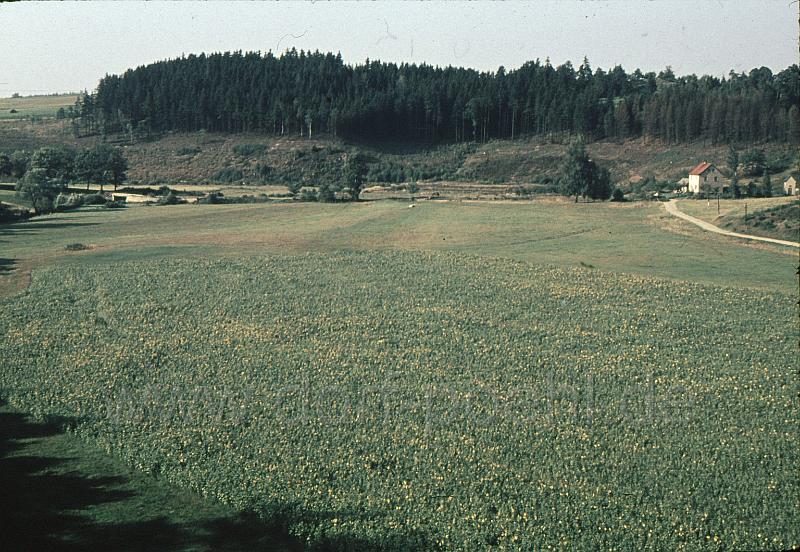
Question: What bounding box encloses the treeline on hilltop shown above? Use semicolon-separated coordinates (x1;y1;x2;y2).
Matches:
73;50;800;145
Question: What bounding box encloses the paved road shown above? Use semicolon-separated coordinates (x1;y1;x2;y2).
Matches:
664;200;800;249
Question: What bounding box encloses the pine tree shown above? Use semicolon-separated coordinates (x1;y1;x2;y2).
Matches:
76;51;797;146
342;153;368;201
559;140;591;201
761;169;772;197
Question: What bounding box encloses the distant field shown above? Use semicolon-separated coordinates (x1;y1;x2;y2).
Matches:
0;94;80;120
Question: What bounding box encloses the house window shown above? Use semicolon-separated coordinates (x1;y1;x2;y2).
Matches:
714;176;718;182
704;176;708;182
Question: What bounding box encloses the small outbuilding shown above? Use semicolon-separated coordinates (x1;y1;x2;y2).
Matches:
783;173;799;196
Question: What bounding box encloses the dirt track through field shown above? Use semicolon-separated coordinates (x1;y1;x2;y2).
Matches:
664;200;800;249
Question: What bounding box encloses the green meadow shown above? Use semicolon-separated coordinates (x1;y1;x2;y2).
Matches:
1;199;797;550
1;199;796;291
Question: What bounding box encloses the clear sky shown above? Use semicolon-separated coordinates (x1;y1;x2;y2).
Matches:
1;1;796;96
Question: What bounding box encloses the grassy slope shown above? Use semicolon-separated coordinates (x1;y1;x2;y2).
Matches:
676;197;800;242
0;401;298;551
0;199;796;295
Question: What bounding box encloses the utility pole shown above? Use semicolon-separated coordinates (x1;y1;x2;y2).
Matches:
744;203;748;228
717;191;720;214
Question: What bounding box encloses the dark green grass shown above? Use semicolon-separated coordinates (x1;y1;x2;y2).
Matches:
1;199;797;549
1;252;797;550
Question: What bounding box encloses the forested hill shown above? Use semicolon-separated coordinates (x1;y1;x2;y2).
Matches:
77;50;799;145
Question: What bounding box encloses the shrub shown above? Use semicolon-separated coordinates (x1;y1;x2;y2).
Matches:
765;150;793;174
197;192;223;205
611;188;626;202
317;181;339;202
213;167;244;183
507;185;530;197
176;146;201;156
234;194;270;204
157;192;184;205
299;188;318;202
232;143;267;157
254;163;273;182
286;180;302;196
740;149;766;177
82;193;107;205
64;243;89;251
54;193;85;211
0;203;29;224
103;201;126;209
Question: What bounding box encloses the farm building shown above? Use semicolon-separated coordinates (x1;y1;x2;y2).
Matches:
783;173;799;195
676;177;690;193
687;162;725;194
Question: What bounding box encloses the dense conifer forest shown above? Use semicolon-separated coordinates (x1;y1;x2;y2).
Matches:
74;50;799;145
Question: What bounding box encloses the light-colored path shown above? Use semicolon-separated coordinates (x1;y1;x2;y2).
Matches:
664;199;800;248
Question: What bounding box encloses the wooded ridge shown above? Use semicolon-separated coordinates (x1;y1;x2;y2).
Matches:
72;50;799;145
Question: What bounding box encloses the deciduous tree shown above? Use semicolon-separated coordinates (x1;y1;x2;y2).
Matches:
15;168;63;214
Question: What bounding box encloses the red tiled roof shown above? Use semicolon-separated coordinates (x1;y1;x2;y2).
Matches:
689;162;713;176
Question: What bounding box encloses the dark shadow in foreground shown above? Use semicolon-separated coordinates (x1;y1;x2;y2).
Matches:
0;398;430;551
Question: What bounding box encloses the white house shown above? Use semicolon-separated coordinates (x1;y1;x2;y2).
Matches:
784;173;799;196
687;162;724;194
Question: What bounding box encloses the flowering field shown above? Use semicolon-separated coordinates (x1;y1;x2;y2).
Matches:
1;250;797;550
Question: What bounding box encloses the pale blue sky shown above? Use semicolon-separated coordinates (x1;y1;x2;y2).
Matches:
0;1;796;96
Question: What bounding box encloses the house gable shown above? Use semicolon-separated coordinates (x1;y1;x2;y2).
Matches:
689;162;714;176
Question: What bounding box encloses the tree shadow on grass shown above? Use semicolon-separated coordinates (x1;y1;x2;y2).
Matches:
0;257;16;274
0;219;100;238
0;399;431;551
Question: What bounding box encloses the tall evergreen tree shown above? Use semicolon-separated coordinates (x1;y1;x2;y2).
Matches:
761;169;772;197
73;51;797;146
